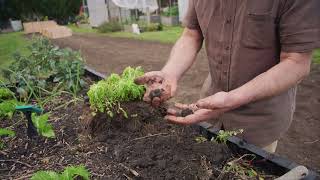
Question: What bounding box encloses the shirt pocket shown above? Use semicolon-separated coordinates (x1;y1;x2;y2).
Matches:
241;0;278;49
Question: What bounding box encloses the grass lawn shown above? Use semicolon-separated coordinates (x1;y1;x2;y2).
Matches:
0;32;30;68
68;24;183;43
0;32;30;81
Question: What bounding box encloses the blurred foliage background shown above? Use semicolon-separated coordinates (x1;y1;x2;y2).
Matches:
0;0;81;24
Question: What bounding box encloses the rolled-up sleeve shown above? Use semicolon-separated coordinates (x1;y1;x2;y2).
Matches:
182;0;201;31
280;0;320;52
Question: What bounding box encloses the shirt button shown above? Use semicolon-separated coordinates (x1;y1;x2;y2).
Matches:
226;19;231;24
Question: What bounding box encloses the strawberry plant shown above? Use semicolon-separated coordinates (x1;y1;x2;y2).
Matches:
0;128;15;149
87;66;145;117
31;113;55;138
2;37;85;102
31;165;90;180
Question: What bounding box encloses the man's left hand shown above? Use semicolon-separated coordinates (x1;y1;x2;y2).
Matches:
165;92;235;125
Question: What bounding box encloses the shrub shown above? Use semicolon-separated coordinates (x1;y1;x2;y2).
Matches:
162;6;179;17
138;22;163;32
0;0;81;24
97;21;123;33
75;13;89;24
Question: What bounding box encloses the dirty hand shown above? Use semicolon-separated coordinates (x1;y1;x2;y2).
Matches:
165;92;234;125
134;71;177;107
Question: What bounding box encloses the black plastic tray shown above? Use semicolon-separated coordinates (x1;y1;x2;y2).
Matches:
84;66;319;180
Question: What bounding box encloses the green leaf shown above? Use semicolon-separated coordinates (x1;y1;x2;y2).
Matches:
0;88;14;100
247;168;258;177
31;171;61;180
31;113;55;138
0;99;21;119
31;165;90;180
0;128;15;137
61;165;90;180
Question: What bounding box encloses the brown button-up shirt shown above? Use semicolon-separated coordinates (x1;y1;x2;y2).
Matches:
183;0;320;146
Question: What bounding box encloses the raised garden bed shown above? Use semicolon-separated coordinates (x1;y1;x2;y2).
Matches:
0;37;319;179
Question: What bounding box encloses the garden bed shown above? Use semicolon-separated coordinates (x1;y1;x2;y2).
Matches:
1;68;317;179
0;78;275;179
0;36;319;179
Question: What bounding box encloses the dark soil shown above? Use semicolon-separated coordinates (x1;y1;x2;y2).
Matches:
0;91;279;179
52;34;320;174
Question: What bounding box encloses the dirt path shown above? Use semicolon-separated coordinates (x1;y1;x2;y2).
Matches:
53;34;320;173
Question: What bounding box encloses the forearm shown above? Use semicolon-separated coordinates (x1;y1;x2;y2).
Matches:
228;52;312;109
162;28;203;82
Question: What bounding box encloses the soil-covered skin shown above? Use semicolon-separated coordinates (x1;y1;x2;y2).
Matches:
52;34;320;173
1;90;279;179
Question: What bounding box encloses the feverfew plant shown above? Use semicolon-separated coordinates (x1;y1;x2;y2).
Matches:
87;67;145;117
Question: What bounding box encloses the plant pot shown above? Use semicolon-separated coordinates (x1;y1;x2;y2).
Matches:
10;20;23;31
161;16;179;26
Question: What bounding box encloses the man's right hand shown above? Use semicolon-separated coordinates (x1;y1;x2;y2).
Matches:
134;71;177;107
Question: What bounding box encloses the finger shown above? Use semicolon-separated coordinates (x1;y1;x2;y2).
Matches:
143;92;151;102
196;100;213;109
151;97;161;107
175;103;199;111
167;108;178;115
165;109;217;125
134;76;148;85
165;114;203;125
174;103;190;109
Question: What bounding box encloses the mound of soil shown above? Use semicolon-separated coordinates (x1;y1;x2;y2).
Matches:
0;93;279;179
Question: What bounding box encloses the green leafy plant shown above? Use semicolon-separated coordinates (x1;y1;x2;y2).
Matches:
0;88;14;100
32;113;55;138
1;0;81;24
31;165;90;180
162;6;179;17
223;154;263;179
98;20;123;33
2;37;85;103
88;66;145;117
138;22;163;32
0;128;15;149
75;13;89;24
214;129;244;144
0;99;21;119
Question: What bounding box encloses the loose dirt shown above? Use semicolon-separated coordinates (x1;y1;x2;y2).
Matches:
52;34;320;173
0;87;279;179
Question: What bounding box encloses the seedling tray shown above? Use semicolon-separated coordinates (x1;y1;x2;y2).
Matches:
84;66;319;180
